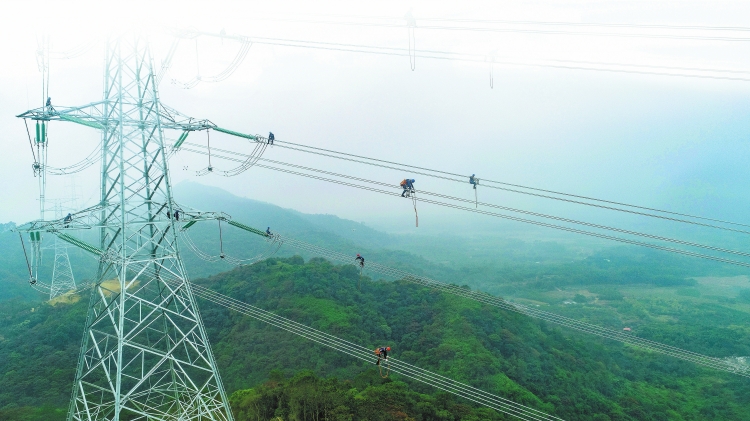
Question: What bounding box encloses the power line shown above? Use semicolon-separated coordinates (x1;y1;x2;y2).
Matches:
179;30;750;82
248;16;750;42
184;148;750;267
48;39;97;60
178;143;750;267
66;229;750;378
292;139;745;228
419;17;750;33
170;37;253;89
182;280;566;421
243;140;750;234
251;37;750;81
183;138;750;230
273;233;750;378
179;226;283;265
90;259;563;420
272;13;750;33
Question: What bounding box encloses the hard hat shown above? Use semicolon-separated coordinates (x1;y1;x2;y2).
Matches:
472;174;475;176
357;254;360;256
386;347;391;351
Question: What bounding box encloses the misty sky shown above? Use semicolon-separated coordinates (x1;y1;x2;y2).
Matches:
1;1;750;234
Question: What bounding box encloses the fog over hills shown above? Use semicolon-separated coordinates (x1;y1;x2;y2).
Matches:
3;181;743;306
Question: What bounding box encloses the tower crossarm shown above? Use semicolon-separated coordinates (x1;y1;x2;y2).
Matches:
16;218;93;233
16;101;109;129
16;101;216;132
14;203;109;233
158;104;214;131
14;201;251;238
14;202;129;233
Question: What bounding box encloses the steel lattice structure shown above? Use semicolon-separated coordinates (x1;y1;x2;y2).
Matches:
49;235;76;300
17;35;234;421
49;203;76;300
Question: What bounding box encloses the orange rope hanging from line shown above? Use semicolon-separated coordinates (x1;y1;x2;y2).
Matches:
379;360;390;378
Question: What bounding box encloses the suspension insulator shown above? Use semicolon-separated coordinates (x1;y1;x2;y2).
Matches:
174;130;190;149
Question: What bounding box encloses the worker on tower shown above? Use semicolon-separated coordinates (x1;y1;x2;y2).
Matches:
469;174;478;189
166;209;180;221
400;179;415;197
268;132;275;145
63;213;72;228
46;97;52;108
355;253;365;268
374;346;391;365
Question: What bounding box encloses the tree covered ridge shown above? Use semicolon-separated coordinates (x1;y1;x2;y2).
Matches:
0;256;748;420
201;257;749;420
230;370;506;421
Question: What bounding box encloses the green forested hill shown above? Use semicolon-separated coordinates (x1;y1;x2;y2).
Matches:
1;256;749;420
3;184;750;420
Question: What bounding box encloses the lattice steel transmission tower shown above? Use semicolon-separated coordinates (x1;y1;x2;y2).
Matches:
49;202;76;300
17;35;233;421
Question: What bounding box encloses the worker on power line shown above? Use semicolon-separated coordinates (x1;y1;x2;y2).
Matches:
268;132;274;145
400;179;415;197
355;253;365;268
469;174;478;189
266;226;272;236
375;346;391;365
